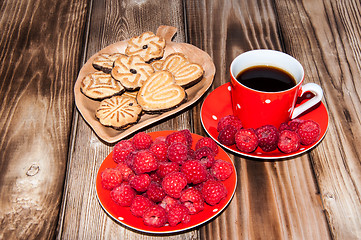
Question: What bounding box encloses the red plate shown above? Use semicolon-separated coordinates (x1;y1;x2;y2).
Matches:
96;130;237;234
200;83;329;159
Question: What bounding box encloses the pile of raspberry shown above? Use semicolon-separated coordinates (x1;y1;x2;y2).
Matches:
101;130;233;228
217;115;321;154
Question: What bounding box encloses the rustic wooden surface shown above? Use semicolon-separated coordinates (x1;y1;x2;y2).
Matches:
1;0;361;239
0;0;88;239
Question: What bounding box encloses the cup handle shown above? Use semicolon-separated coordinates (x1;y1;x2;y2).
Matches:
291;83;323;119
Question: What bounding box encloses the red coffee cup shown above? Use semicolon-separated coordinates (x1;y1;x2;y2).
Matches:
230;49;323;129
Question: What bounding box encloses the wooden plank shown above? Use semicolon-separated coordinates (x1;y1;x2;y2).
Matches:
274;0;361;238
0;0;88;239
57;0;199;239
185;0;331;239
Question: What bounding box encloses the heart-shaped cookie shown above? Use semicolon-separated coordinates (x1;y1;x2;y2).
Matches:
111;55;154;91
161;53;204;88
137;70;186;113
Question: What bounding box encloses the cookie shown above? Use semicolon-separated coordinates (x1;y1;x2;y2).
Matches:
125;31;166;62
123;91;138;99
137;70;186;113
96;96;142;129
92;53;125;74
161;53;204;88
150;59;164;71
80;71;125;100
111;55;154;91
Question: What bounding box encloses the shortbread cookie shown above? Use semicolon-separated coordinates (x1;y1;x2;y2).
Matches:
137;70;186;113
92;53;125;74
96;96;142;129
80;71;125;100
111;55;154;91
150;59;164;71
125;32;166;62
161;53;204;88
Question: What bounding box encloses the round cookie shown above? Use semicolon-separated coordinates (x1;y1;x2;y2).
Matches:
111;55;154;91
80;71;125;100
96;96;142;129
125;31;166;62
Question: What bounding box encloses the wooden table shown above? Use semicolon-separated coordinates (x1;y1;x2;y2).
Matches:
1;0;361;239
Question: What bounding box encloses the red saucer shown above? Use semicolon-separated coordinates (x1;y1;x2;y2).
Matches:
96;130;237;234
200;83;328;159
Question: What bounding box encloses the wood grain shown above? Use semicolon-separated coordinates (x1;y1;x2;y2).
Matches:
57;0;199;239
186;0;331;239
0;0;88;239
275;0;361;238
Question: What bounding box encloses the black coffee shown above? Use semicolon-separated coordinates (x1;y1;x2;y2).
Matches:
236;65;296;92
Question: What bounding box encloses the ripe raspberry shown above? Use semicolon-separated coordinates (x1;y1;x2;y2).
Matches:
167;203;191;227
130;195;154;217
167;142;188;165
180;188;204;214
113;140;135;163
255;125;279;152
124;150;139;169
129;174;151;192
210;159;233;181
195;146;216;168
101;168;123;190
115;162;134;182
157;162;180;178
195;137;219;154
149;171;162;184
162;172;188;198
110;183;136;207
181;160;208;184
165;131;189;147
146;182;166;203
187;148;196;160
195;146;216;158
201;155;215;168
143;205;167;228
132;132;153;150
235;128;258;153
278;130;301;153
154;136;166;143
217;115;243;132
159;196;180;212
132;150;158;174
218;125;237;146
150;141;168;162
279;122;291;132
201;179;227;206
205;169;217;181
179;129;193;147
296;120;321;145
288;118;305;131
193;180;206;192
